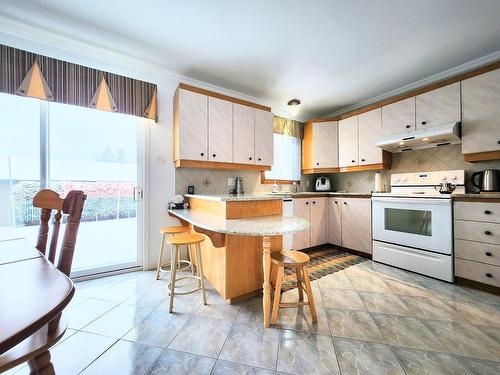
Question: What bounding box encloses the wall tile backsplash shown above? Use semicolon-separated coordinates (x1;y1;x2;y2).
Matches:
175;145;500;195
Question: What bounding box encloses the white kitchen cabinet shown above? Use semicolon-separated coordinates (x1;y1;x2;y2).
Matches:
254;109;274;166
177;88;208;161
358;108;383;165
313;121;338;168
327;197;342;246
293;198;311;250
339;116;359;168
416;82;461;129
208;97;232;162
341;198;372;254
310;198;327;247
381;97;416;136
233;103;255;164
461;68;500;154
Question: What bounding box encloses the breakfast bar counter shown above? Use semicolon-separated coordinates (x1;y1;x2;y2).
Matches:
168;194;309;327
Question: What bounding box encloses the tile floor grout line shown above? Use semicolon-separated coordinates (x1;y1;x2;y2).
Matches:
76;338;120;375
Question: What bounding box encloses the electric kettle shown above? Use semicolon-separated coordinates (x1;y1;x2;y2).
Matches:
471;169;500;192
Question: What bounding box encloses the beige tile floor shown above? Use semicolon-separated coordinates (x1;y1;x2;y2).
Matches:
5;251;500;375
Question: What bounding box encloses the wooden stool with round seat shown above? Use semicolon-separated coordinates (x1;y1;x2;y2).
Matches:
156;225;193;280
271;250;317;325
167;233;207;313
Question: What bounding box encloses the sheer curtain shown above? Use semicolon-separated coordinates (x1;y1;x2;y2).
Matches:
264;134;301;181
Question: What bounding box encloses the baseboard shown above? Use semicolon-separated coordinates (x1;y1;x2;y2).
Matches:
455;277;500;295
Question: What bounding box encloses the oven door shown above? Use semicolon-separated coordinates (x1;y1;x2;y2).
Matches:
372;197;452;254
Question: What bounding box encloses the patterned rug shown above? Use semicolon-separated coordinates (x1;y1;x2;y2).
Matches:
281;247;367;290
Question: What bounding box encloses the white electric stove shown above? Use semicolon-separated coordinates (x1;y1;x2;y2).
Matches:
372;170;465;282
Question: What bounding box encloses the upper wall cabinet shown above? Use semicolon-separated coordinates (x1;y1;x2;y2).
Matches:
381;97;416;136
461;68;500;157
358;108;383;165
416;82;461;129
208;97;232;163
302;121;338;172
174;83;273;171
254;109;274;166
175;88;208;161
233;103;255;164
339;116;359;168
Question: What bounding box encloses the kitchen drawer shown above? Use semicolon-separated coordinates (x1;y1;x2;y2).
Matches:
454;220;500;244
455;239;500;267
454;202;500;223
455;258;500;287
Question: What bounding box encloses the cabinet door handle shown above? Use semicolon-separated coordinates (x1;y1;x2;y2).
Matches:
485;230;492;236
212;154;216;157
498;140;500;145
485;273;493;278
334;201;338;204
316;162;319;166
361;158;366;162
343;202;347;205
249;157;252;160
351;160;356;163
306;202;309;205
421;121;427;125
484;210;492;215
312;201;316;204
258;158;262;161
201;152;205;156
405;125;411;129
485;252;492;256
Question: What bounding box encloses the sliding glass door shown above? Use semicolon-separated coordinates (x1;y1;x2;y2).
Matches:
0;93;146;277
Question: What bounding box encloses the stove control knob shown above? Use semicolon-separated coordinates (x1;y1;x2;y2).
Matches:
402;177;408;182
441;177;447;181
451;176;457;181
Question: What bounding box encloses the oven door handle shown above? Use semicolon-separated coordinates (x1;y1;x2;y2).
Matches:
371;197;451;205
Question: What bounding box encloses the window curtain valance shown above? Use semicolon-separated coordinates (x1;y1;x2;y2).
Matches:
0;44;158;121
273;115;304;139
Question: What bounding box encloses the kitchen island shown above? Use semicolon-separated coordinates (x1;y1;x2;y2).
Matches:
168;194;309;327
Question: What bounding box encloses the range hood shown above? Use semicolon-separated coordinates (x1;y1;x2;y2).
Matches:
375;122;461;153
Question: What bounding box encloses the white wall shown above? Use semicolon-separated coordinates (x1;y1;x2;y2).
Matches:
0;25;308;269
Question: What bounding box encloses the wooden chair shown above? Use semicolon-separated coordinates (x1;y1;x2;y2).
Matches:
270;250;317;325
0;189;86;375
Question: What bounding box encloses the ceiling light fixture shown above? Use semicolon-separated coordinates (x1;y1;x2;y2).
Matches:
399;141;405;146
287;99;301;106
422;137;429;141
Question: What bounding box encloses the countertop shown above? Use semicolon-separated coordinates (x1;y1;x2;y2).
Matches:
184;192;372;201
168;209;310;236
452;193;500;200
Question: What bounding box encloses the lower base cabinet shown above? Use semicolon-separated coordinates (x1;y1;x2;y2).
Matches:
294;196;372;254
293;198;327;250
454;201;500;288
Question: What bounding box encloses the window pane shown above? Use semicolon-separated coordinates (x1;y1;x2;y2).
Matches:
48;102;140;275
0;93;41;242
265;134;301;181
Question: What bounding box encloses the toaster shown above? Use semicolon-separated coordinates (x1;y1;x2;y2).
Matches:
315;176;331;191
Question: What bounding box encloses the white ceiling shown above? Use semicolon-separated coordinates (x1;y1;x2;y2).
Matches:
1;0;500;117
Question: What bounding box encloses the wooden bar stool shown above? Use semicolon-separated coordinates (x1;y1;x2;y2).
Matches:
167;233;207;313
271;250;317;325
156;226;193;280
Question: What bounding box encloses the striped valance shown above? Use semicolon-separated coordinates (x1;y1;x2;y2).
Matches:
0;44;158;121
273;116;304;138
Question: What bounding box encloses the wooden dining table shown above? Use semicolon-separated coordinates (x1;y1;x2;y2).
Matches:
0;238;74;370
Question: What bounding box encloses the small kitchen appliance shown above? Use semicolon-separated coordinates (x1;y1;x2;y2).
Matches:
371;170;465;282
169;195;189;209
471;169;500;193
230;177;244;195
315;176;331;191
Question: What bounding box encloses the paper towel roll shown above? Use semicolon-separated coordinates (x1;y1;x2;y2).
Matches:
375;173;383;192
